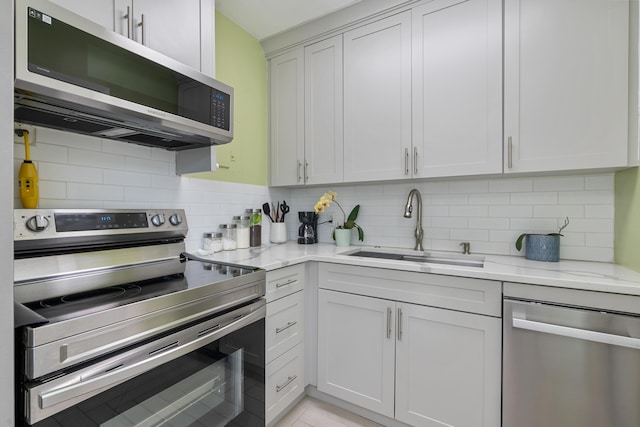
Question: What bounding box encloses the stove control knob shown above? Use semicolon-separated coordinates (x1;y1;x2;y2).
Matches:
26;215;50;232
169;213;183;226
150;214;165;227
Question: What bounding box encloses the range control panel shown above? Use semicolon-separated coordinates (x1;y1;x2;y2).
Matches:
14;208;187;242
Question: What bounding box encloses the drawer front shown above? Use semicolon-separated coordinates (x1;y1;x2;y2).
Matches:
319;262;501;316
266;264;305;302
266;290;305;362
266;342;305;425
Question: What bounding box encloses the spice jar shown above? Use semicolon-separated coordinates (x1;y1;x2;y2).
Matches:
233;215;251;249
219;224;237;251
246;208;262;247
203;232;223;254
209;232;223;253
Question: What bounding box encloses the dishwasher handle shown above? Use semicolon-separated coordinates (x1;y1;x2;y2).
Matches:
513;318;640;350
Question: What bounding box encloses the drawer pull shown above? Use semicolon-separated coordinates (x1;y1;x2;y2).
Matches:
276;321;297;334
276;375;297;392
275;279;297;288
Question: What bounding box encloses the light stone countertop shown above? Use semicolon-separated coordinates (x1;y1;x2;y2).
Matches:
191;241;640;297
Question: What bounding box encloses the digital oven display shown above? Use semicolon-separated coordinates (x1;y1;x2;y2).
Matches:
54;213;149;231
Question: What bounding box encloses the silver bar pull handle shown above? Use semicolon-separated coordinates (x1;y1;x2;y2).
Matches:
413;147;418;175
404;148;409;175
137;13;145;45
123;6;131;39
507;136;513;169
386;307;392;339
513;318;640;350
297;161;302;182
304;161;309;183
397;307;403;341
276;375;297;392
275;279;296;288
275;321;297;334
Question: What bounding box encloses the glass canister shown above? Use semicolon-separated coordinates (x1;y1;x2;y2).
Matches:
219;224;237;251
203;232;224;254
209;232;223;253
246;208;262;247
233;215;251;249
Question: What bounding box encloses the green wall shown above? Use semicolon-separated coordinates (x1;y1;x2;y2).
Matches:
192;11;268;186
615;168;640;271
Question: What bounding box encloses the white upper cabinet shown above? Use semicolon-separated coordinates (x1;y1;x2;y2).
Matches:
304;35;344;185
269;47;305;187
343;12;412;182
504;0;631;173
412;0;502;178
51;0;215;76
49;0;115;29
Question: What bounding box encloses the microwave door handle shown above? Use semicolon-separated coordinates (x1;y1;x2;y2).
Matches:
512;318;640;350
37;305;264;411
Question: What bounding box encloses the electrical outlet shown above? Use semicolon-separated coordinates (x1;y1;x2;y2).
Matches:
14;123;37;145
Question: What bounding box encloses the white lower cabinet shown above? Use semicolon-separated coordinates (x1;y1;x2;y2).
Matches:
265;265;306;425
317;263;501;427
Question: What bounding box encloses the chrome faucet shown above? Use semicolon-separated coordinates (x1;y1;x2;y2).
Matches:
403;188;424;251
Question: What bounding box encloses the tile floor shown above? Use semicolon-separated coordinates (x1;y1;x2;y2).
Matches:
274;396;383;427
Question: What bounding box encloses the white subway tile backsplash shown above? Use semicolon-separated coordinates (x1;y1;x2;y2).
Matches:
104;169;153;188
39;162;102;184
489;178;532;193
585;204;614;219
510;192;558;205
585;174;614;190
14;128;616;262
533;176;584;192
533;205;584;218
559;190;614;205
67;183;124;201
69;149;125;170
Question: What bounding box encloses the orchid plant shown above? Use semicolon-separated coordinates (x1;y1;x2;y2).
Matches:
314;191;364;241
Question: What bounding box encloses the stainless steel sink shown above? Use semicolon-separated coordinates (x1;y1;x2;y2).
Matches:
346;249;485;268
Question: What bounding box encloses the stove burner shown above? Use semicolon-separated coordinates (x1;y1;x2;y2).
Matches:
38;285;143;308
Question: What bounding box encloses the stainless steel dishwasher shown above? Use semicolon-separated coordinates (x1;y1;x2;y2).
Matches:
503;283;640;427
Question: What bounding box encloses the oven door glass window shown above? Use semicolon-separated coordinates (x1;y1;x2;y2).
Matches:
29;319;264;427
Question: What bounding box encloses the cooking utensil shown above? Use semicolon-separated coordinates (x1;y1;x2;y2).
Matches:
280;201;290;221
262;203;273;222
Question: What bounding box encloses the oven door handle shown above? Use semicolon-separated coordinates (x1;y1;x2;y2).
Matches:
34;300;265;416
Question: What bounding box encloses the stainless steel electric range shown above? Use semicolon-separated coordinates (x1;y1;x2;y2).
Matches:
14;208;266;427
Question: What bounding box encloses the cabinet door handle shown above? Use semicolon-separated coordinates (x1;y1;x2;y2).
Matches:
397;307;403;341
297;160;302;182
276;321;297;334
413;147;418;175
275;279;297;288
304;161;309;183
404;148;409;175
386;307;392;339
507;136;513;169
137;13;145;45
123;6;131;39
276;375;297;392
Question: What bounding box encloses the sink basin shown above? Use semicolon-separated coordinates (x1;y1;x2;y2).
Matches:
346;249;484;268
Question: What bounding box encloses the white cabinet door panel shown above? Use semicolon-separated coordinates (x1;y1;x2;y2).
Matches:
504;0;629;173
125;0;202;70
343;12;412;182
412;0;502;177
49;0;115;29
317;289;395;418
304;35;344;185
269;48;305;186
395;303;501;427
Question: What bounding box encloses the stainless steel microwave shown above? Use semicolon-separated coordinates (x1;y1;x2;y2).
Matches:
14;0;233;151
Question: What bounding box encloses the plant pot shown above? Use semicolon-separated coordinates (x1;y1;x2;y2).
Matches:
334;228;352;247
525;234;560;262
